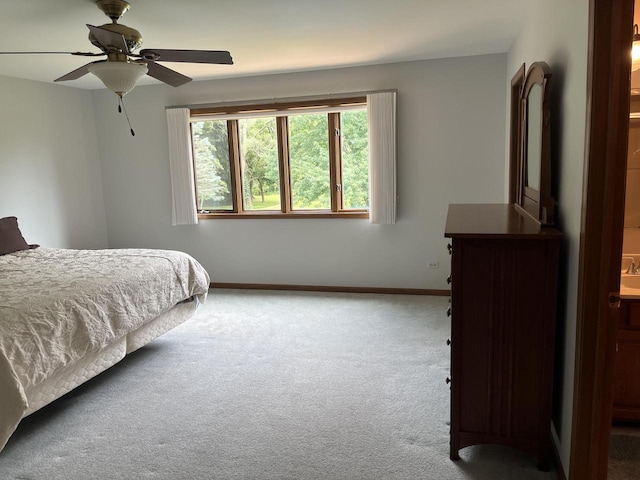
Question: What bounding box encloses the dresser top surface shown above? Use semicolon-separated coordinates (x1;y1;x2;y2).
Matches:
444;204;562;239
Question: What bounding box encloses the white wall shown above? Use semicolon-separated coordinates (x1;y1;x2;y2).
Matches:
0;75;108;249
93;54;507;289
506;1;589;473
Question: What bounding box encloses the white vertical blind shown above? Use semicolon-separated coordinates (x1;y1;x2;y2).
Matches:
367;92;397;224
166;108;198;225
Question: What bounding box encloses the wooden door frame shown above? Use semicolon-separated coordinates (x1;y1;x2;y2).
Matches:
570;0;632;478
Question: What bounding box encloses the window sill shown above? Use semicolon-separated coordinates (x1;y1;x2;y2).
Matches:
197;211;369;220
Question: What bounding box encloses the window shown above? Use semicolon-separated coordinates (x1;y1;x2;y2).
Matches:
166;91;395;225
189;97;370;218
191;120;232;211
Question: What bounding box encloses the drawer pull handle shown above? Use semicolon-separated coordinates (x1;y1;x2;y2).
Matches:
447;339;451;346
447;244;452;255
446;307;452;317
446;377;451;384
447;275;452;285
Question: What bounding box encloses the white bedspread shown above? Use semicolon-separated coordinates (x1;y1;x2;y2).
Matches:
0;248;210;451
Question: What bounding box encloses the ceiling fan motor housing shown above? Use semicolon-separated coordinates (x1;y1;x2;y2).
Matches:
89;23;142;53
91;0;141;53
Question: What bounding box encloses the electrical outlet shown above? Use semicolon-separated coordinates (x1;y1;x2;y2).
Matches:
427;261;439;269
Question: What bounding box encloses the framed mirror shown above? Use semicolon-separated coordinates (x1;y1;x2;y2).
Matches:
516;62;554;226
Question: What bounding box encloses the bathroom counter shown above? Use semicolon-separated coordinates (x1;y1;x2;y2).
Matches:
620;255;640;298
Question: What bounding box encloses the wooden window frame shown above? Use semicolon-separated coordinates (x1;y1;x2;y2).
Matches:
191;97;369;219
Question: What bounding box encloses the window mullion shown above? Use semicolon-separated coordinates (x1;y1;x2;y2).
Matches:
227;119;243;213
277;116;292;213
328;113;342;212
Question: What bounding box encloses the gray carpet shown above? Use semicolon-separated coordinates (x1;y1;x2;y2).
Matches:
609;434;640;479
0;290;558;479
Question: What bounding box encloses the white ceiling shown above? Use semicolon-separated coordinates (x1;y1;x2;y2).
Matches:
0;0;527;90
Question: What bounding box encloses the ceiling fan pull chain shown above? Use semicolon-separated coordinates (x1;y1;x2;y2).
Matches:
118;95;136;136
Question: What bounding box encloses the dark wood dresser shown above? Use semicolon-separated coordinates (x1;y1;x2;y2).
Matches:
444;204;562;468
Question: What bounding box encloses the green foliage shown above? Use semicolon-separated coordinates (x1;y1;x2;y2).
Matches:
192;109;370;213
289;114;330;209
341;110;369;209
192;121;231;210
239;118;280;210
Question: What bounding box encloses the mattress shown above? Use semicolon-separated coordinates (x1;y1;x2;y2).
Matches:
126;299;197;354
23;337;127;417
22;300;198;417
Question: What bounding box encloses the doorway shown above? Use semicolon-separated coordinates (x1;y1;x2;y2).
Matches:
569;0;633;478
606;3;640;478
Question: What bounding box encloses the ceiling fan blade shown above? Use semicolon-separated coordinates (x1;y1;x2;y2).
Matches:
54;61;103;82
87;24;128;53
146;62;192;87
139;49;233;64
0;51;104;57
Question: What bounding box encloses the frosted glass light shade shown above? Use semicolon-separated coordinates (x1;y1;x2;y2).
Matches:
88;61;148;96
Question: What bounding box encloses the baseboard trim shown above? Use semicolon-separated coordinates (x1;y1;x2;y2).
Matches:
551;429;567;480
210;282;450;296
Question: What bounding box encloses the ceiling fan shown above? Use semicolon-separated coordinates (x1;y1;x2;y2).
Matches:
0;0;233;97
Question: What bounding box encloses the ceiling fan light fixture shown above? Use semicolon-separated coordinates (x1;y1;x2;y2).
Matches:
88;61;147;96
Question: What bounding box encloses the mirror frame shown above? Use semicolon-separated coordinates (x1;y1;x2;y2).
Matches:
516;62;554;226
509;64;526;204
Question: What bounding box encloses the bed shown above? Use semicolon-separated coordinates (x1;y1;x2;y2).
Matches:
0;217;210;453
